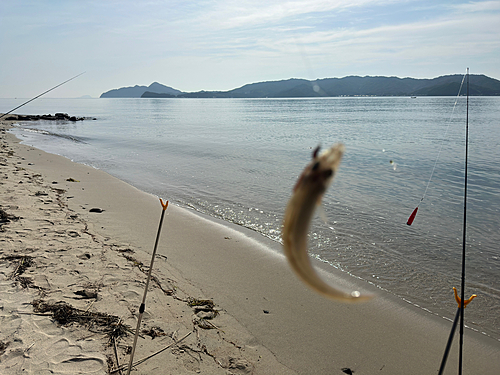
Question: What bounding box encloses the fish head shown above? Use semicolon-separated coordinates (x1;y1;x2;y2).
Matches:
293;144;345;202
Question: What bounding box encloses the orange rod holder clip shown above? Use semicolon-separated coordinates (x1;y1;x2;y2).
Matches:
453;287;476;308
160;198;169;211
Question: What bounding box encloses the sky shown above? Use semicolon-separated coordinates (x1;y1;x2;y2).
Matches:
1;0;499;98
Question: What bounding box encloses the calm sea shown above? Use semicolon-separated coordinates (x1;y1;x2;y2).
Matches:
3;96;500;340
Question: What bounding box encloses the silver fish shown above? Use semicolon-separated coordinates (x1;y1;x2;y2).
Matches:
283;144;372;302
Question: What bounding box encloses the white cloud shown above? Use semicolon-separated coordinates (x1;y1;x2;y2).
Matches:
451;0;500;12
0;0;499;97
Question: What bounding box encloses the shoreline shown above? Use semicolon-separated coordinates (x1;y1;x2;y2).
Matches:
2;115;499;374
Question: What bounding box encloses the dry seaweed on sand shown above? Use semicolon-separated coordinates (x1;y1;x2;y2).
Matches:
0;207;21;223
142;326;167;339
0;341;10;356
17;276;37;289
121;253;175;295
187;297;215;308
188;298;220;330
1;255;42;290
31;299;133;343
5;255;34;279
0;255;35;281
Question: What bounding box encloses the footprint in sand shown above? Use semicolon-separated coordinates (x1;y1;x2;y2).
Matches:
40;337;106;374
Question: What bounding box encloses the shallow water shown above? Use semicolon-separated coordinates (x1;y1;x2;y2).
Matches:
3;96;500;340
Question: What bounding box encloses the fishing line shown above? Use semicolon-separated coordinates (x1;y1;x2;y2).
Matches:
406;72;467;225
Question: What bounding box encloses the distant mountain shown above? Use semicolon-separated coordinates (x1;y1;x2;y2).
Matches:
100;82;182;98
101;74;500;98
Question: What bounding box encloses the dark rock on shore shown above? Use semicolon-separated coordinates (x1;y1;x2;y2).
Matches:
4;113;90;121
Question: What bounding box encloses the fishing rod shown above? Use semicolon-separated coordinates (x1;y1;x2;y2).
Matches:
437;68;476;375
458;67;470;375
0;72;86;120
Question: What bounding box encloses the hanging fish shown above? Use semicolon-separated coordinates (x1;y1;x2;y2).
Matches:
282;144;372;302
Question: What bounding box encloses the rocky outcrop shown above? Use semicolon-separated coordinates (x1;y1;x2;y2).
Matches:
4;113;93;121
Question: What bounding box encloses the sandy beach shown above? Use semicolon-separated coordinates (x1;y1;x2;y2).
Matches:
1;115;499;374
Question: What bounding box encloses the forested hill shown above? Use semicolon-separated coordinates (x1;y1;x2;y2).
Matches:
100;74;500;98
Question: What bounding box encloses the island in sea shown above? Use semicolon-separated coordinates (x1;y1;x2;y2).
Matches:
100;74;500;99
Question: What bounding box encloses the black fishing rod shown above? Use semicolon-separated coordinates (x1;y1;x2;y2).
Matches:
0;72;85;120
458;67;470;375
437;68;476;375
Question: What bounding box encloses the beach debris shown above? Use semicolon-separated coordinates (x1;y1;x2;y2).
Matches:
89;207;105;213
263;310;270;314
116;248;134;254
17;276;38;289
6;255;34;279
282;144;372;302
187;298;215;308
228;358;253;374
188;298;220;329
67;230;80;237
1;255;42;290
121;252;174;296
0;207;20;224
142;326;167;339
51;187;66;195
110;331;192;374
341;368;354;374
0;341;9;356
31;299;132;342
66;177;80;182
78;252;92;260
122;254;146;271
73;289;98;299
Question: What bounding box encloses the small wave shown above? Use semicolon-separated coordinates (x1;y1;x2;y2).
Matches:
12;125;88;144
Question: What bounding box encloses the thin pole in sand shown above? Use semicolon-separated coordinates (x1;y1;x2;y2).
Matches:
0;72;86;120
126;198;169;375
